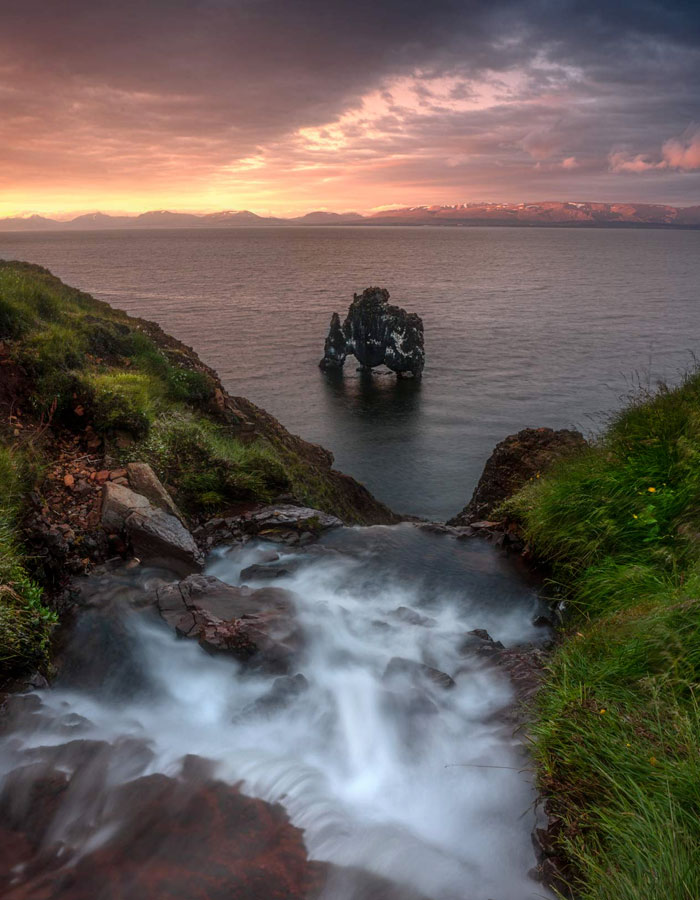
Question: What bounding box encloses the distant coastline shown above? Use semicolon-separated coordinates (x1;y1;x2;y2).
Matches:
2;200;700;231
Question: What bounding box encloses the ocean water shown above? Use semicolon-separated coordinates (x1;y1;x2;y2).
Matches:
2;225;699;519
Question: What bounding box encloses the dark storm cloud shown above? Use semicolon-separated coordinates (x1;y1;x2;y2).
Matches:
2;0;699;208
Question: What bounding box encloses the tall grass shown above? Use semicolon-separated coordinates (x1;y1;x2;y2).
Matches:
0;446;56;678
504;372;700;898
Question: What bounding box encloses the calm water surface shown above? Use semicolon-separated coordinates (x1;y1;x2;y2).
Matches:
2;226;699;518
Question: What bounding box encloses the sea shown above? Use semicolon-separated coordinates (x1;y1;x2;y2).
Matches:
2;225;699;519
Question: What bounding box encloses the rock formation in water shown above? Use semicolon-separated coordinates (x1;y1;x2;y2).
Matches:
319;287;425;377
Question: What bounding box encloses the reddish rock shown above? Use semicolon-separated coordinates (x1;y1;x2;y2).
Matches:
0;762;326;900
63;473;74;488
155;574;301;671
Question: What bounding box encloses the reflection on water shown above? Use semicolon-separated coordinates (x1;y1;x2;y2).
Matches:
321;366;423;422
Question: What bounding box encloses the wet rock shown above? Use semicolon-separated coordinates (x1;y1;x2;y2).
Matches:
389;606;437;628
458;629;505;657
154;574;302;672
239;674;309;719
126;462;185;524
52;606;154;700
101;481;203;573
240;562;292;580
127;507;204;574
319;311;347;369
448;427;587;526
228;504;342;544
383;657;455;690
0;763;329;900
319;287;424;377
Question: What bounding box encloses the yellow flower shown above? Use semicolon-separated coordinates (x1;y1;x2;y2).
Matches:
648;487;656;493
633;514;638;519
599;708;606;715
626;743;631;748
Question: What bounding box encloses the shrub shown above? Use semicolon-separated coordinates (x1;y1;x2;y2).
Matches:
84;371;163;438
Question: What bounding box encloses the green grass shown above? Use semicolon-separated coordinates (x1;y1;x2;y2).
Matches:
0;445;56;679
126;412;290;511
503;373;700;898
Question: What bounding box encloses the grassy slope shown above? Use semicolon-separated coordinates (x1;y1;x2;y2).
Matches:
0;445;56;675
0;260;394;680
503;377;700;899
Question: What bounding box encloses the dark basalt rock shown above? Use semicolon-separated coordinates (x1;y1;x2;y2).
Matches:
448;427;587;526
319;287;424;377
383;656;456;690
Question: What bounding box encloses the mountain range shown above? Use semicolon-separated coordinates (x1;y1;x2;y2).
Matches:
2;202;700;231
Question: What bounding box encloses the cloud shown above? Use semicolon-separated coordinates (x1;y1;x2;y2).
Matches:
609;127;700;175
662;128;700;170
608;151;666;173
1;1;699;212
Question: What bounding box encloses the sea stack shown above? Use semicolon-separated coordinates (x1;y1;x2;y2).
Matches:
319;287;425;377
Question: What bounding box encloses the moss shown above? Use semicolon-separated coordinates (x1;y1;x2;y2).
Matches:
126;412;290;512
82;371;163;439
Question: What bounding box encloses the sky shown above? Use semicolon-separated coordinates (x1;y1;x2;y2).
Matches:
1;0;700;216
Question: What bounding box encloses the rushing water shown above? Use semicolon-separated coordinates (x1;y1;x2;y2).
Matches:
2;226;699;518
0;526;551;899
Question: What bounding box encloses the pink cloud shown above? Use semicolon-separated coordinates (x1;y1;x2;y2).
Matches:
608;151;665;173
609;127;700;175
662;129;700;171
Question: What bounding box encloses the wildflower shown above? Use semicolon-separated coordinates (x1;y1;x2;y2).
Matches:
599;708;606;715
647;487;656;493
626;743;631;748
633;514;638;519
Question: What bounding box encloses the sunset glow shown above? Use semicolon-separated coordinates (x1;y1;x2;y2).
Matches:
2;1;699;216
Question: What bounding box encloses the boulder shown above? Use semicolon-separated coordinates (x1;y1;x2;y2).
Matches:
388;606;437;628
230;504;342;542
126;462;185;524
383;656;455;690
154;574;301;672
319;287;424;377
0;758;329;900
101;481;151;532
101;481;203;573
448;427;587;525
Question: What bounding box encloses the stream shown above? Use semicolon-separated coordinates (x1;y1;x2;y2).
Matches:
0;524;552;900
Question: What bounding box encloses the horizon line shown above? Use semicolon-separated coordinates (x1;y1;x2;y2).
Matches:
3;197;700;222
